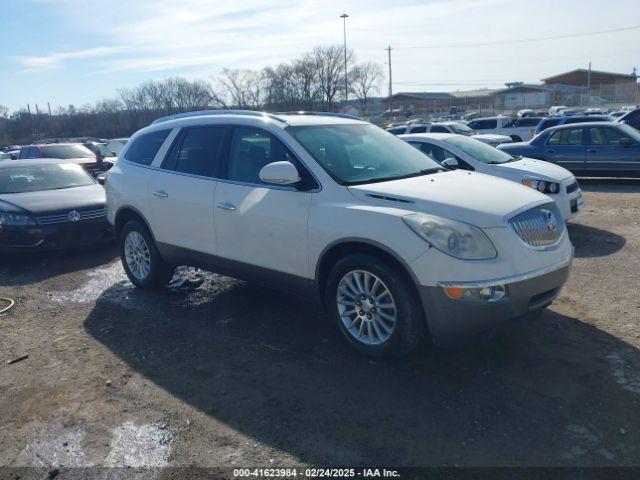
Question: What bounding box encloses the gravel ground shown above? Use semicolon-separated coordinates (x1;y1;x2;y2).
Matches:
0;179;639;477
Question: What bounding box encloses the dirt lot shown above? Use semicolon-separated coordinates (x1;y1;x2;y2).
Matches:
1;179;639;477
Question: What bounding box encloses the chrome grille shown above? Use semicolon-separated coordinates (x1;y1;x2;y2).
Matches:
35;208;106;225
566;182;578;194
509;204;564;248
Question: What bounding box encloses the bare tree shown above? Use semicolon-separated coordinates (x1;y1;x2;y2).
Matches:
313;45;352;111
217;69;264;109
349;62;383;115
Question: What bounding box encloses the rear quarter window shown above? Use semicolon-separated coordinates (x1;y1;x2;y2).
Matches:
124;130;171;166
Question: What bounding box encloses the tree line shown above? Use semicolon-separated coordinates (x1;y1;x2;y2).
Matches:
0;45;383;146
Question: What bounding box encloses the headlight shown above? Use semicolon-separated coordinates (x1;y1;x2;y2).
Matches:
0;212;36;227
403;213;497;260
522;179;560;194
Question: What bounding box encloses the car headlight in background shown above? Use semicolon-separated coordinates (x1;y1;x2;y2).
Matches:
0;212;36;228
403;213;497;260
522;179;560;194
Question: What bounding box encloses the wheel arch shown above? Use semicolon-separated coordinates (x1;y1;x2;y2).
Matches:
114;206;155;241
315;238;421;300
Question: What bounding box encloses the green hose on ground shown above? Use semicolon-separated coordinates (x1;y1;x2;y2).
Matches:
0;297;15;314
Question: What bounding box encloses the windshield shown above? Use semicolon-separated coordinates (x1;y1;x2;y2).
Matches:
445;135;516;164
0;163;94;194
40;144;94;159
449;123;474;135
288;124;442;185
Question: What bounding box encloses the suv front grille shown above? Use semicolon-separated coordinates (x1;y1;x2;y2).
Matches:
566;182;578;194
36;208;107;225
509;204;564;248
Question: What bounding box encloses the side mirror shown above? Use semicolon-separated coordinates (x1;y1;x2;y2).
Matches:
258;161;301;186
619;137;633;147
96;173;107;185
442;157;459;169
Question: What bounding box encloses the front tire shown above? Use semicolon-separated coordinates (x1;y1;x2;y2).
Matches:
120;220;175;289
325;253;424;357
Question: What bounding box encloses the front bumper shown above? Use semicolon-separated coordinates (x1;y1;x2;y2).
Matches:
555;180;584;221
0;218;113;253
419;255;572;346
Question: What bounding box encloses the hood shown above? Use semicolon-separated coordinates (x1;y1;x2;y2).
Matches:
494;158;573;182
0;184;105;215
348;170;548;228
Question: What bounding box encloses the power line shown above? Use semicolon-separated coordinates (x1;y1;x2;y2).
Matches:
394;24;640;49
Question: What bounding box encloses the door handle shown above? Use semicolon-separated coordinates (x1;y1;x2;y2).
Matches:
545;149;555;154
216;202;236;211
152;190;169;198
587;149;597;154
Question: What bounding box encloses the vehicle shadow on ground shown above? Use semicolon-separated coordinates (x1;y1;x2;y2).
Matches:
567;224;626;258
84;281;640;466
577;177;640;193
0;243;118;286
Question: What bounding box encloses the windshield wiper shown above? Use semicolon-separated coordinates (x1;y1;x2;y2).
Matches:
349;168;443;185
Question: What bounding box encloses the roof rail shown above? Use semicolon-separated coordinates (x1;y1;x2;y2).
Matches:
277;111;362;120
151;110;286;125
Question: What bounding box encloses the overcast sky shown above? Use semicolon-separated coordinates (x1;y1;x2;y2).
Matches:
1;0;639;112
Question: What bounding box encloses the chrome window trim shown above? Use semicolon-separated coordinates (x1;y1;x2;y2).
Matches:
438;249;573;288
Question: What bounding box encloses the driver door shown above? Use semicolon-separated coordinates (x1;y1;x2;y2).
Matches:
213;127;314;279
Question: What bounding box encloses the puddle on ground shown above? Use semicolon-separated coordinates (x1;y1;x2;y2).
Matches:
104;421;175;468
19;421;175;469
49;261;228;308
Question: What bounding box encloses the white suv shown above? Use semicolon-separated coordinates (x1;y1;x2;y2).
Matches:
106;111;573;357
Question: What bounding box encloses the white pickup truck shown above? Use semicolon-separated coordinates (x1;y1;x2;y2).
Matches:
466;116;542;142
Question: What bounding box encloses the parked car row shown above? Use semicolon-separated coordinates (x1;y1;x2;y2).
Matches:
386;121;513;147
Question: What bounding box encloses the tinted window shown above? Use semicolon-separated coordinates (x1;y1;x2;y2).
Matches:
227;128;298;185
386;127;406;135
469;119;497;130
518;117;542;127
430;125;449;133
0;163;94;194
125;130;171;166
169;127;227;177
40;145;94;159
548;128;584;146
409;126;427;133
589;127;629;145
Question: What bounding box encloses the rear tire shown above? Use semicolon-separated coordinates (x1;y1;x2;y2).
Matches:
120;220;175;289
325;253;424;357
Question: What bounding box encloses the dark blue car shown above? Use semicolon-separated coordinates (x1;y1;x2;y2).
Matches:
534;114;613;135
498;122;640;177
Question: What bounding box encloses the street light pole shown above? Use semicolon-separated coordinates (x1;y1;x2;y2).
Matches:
340;13;349;107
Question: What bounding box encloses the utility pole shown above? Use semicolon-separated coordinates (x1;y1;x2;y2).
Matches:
47;102;52;115
340;13;349;107
586;61;592;106
386;46;393;117
27;104;31;114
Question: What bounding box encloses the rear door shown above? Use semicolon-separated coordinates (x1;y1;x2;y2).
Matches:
586;126;640;175
148;126;229;255
544;127;586;173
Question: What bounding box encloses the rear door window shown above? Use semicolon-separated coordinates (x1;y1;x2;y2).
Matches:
430;125;449;133
468;119;497;130
164;126;228;177
409;126;427;133
547;128;584;146
125;129;171;166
